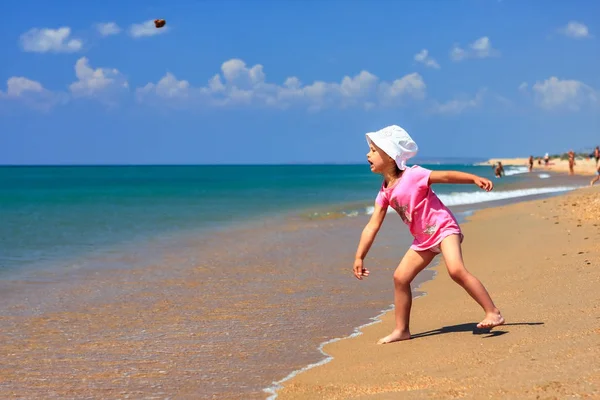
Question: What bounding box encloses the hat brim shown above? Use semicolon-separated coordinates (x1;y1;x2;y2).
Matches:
366;132;406;169
365;130;417;170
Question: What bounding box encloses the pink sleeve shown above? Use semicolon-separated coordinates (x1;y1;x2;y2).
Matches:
375;190;389;208
408;166;432;190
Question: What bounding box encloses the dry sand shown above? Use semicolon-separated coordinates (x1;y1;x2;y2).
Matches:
276;186;600;399
480;157;599;176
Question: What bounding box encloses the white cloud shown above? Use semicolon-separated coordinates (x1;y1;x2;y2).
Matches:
450;45;467;61
2;57;128;111
220;59;266;87
137;72;190;104
136;58;426;111
414;49;440;69
340;71;378;99
518;82;528;92
129;20;168;38
470;37;496;57
69;57;129;102
96;22;121;36
450;36;499;61
378;73;426;106
559;21;591;39
4;77;44;96
0;77;66;111
19;27;83;53
449;46;467;62
431;89;486;115
525;77;597;111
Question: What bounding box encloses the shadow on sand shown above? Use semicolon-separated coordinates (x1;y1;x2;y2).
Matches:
411;322;545;339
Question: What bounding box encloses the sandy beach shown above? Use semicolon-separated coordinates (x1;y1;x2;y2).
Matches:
276;185;600;399
479;157;599;176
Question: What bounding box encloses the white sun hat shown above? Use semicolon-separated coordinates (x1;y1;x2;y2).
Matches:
366;125;418;170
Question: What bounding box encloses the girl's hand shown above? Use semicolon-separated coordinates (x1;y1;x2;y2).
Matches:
353;258;370;280
474;176;493;192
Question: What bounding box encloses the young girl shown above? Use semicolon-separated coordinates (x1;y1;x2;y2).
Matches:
353;125;505;344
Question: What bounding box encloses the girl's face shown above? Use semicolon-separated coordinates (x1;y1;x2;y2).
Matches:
366;143;394;174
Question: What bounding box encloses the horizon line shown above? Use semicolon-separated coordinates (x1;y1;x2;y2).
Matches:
0;158;501;168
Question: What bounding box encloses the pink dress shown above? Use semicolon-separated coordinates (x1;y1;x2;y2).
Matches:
375;165;463;252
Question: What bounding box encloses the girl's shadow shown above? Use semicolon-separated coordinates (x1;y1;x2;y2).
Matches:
411;322;544;339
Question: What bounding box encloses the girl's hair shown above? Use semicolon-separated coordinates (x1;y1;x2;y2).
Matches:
394;164;402;176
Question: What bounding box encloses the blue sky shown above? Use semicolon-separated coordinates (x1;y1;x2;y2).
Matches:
1;0;598;165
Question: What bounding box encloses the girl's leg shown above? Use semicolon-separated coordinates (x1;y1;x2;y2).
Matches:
439;234;505;329
378;248;437;344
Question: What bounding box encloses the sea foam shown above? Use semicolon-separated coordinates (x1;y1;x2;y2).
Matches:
503;166;529;176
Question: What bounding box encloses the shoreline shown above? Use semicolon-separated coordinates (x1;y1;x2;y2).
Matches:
274;185;600;399
263;182;591;398
264;271;440;400
263;185;586;398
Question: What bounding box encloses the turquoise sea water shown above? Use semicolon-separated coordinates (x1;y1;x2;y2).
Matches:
0;163;580;278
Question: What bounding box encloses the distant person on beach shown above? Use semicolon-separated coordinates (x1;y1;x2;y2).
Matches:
590;165;600;186
594;146;600;166
353;125;505;344
544;153;550;166
494;162;505;178
528;156;534;172
568;150;576;176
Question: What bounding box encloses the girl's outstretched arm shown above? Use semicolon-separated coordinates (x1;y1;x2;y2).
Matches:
429;170;494;192
353;202;387;280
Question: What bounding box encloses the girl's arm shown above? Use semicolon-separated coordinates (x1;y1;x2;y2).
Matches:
429;170;494;191
355;202;387;261
353;202;387;280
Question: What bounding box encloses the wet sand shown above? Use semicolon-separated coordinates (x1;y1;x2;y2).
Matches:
275;185;600;399
0;208;425;399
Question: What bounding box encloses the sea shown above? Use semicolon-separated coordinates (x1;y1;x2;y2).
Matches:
0;162;589;399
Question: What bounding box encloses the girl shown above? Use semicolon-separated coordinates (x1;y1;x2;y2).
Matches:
353;125;505;344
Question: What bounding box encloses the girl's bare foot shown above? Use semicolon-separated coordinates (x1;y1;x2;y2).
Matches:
377;329;411;344
477;310;505;329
